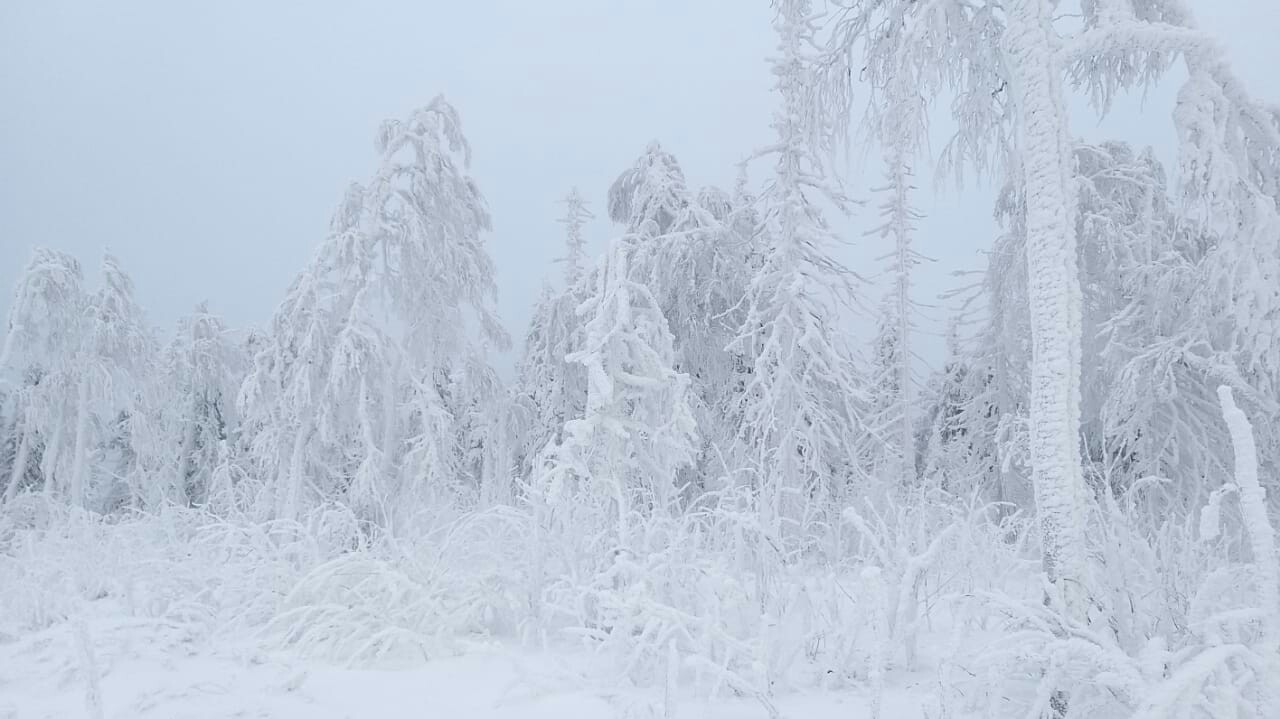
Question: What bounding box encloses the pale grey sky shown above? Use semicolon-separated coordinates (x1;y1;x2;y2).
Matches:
2;1;1278;374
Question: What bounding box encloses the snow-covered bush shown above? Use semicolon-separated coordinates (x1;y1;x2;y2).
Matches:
264;507;532;666
950;386;1280;719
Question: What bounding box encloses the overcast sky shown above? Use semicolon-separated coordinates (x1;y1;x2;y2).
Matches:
3;1;1278;375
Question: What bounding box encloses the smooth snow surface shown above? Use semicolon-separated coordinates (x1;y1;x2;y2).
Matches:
0;617;934;718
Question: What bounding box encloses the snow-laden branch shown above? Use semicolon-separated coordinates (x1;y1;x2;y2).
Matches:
1216;386;1280;652
1061;22;1210;66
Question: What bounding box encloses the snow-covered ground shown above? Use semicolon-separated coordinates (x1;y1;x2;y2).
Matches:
0;500;987;719
0;612;937;718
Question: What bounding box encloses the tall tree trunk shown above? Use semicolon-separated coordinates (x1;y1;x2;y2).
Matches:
890;151;915;490
69;374;92;509
1003;0;1091;610
281;418;309;522
3;408;32;504
43;422;64;499
379;356;399;510
173;395;200;507
1217;387;1280;650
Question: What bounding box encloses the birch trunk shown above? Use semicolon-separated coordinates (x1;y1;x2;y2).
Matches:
1003;0;1091;610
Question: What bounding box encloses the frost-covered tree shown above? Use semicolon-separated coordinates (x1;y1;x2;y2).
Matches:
825;0;1094;615
1086;138;1280;515
513;191;597;485
863;163;927;493
684;183;756;489
937;139;1277;516
514;284;580;482
0;386;12;492
239;244;337;519
0;251;155;510
606;143;753;494
0;250;86;504
556;187;593;287
823;0;1272;612
863;293;919;492
606;142;690;237
1072;143;1209;503
934;142;1176;511
368;99;510;505
826;2;1280;714
917;326;1002;500
730;0;865;556
855;0;930;497
155;303;247;507
87;254;159;510
240;96;508;523
543;241;697;545
608;144;733;331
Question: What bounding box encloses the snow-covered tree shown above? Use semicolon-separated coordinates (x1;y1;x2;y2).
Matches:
240;96;508;523
854;0;931;497
606;143;753;494
513;191;597;485
684;183;756;490
822;0;1154;611
932;142;1175;511
606;142;690;237
238;233;338;520
556;187;593;287
86;253;158;510
729;0;866;558
514;284;578;482
916;327;998;499
369;98;510;505
0;249;86;504
935;138;1276;516
863;162;928;493
862;293;920;492
0;251;155;510
155;303;248;507
543;240;697;545
825;2;1280;715
1070;143;1204;501
1;378;44;505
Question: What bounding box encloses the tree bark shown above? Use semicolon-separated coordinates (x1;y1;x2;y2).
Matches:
1003;0;1091;610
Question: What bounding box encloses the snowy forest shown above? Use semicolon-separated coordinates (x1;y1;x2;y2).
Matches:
3;1;1280;717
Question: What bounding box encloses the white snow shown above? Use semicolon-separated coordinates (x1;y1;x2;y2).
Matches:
0;614;938;719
